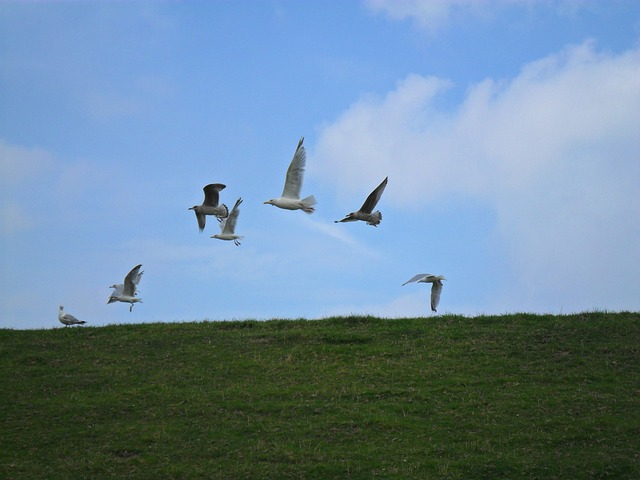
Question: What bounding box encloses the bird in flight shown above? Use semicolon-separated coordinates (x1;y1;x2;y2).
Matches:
264;137;316;213
402;273;446;312
107;264;144;312
211;197;244;246
335;176;388;227
189;183;229;232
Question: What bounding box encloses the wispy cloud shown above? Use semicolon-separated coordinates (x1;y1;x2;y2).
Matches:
364;0;560;32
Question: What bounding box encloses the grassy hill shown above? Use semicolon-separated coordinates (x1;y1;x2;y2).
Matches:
1;312;639;479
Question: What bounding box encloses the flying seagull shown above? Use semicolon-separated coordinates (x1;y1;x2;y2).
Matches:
108;265;143;304
211;197;243;246
335;176;388;227
107;264;144;312
189;183;229;232
58;305;86;327
402;274;447;313
264;137;316;213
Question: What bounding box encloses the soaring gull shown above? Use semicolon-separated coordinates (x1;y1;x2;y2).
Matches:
189;183;229;232
107;264;144;312
402;274;447;313
335;176;388;227
58;305;86;327
264;137;316;213
212;197;243;246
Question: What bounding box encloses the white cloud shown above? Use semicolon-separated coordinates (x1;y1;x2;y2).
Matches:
0;139;53;186
315;42;640;312
364;0;569;32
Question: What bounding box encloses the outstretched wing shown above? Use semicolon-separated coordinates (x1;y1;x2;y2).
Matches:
193;210;206;232
203;183;226;207
402;273;431;286
430;280;443;312
282;137;305;199
359;177;388;214
123;264;143;296
222;198;243;234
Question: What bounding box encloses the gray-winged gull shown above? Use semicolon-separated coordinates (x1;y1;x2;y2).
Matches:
264;137;316;213
107;264;144;312
58;305;86;327
335;176;388;227
189;183;229;232
402;273;446;312
211;197;243;245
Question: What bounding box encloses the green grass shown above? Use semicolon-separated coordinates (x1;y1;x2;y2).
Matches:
1;312;639;479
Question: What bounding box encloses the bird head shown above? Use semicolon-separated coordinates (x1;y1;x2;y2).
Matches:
264;199;275;206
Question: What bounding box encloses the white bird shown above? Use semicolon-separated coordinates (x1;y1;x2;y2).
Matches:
107;264;144;312
58;305;86;327
264;137;316;214
108;266;143;303
211;197;243;245
402;274;447;313
189;183;229;232
335;177;388;227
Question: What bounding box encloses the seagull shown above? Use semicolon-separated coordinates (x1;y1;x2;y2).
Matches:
335;176;388;227
211;197;243;245
58;306;86;327
264;137;316;214
107;264;144;312
108;265;143;304
402;274;447;313
189;183;229;232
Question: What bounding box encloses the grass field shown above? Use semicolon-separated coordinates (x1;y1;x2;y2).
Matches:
1;312;639;479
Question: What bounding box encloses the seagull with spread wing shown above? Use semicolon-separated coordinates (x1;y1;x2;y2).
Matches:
58;306;86;327
264;137;316;213
402;274;446;313
335;176;388;227
211;197;244;246
107;264;144;312
189;183;229;232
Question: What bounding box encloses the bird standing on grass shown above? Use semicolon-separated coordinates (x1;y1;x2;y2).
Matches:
335;176;388;227
264;137;316;213
107;264;144;312
402;274;446;312
189;183;229;232
58;306;86;327
211;197;244;246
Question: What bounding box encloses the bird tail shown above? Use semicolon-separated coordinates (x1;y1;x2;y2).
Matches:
301;195;316;214
216;204;229;221
79;321;87;324
368;211;382;226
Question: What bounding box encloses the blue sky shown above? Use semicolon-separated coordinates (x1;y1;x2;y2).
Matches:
1;0;639;329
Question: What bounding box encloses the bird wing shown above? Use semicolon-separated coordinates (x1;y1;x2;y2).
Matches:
402;273;432;286
63;313;80;322
282;137;305;199
430;280;443;312
359;177;388;213
132;270;144;286
223;198;242;234
193;210;206;232
202;183;226;207
123;264;143;296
